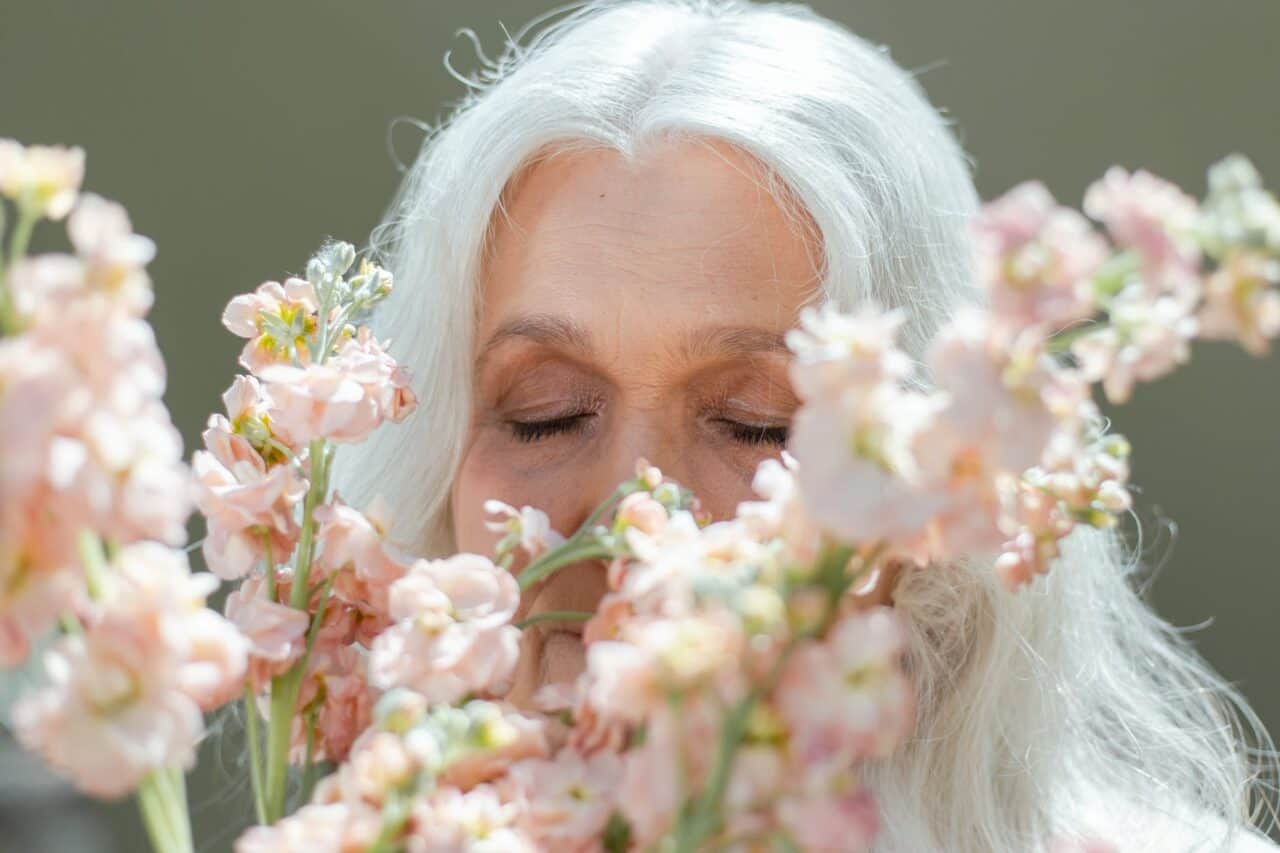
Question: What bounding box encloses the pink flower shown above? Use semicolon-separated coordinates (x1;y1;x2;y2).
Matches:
484;500;566;558
235;802;380;853
441;707;549;790
789;383;948;546
368;554;521;704
192;414;306;579
222;278;319;374
314;495;413;616
221;374;298;463
508;748;622;850
0;493;83;668
406;785;535;852
786;303;914;400
777;607;913;765
12;543;246;797
65;193;156;316
973;181;1107;334
775;783;879;853
1072;285;1197;404
1084;167;1201;289
291;643;373;764
0;139;85;220
256;329;417;445
223;575;309;691
613;491;668;536
1197;251;1280;356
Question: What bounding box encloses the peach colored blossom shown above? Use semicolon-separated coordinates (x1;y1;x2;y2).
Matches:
235;802;380;853
973;181;1107;334
66;193;156;316
775;783;879;853
508;748;622;849
785;302;914;400
777;607;912;765
1072;285;1197;404
256;330;416;445
368;554;521;704
484;499;566;558
222;278;319;374
0;139;85;220
406;784;535;852
1197;251;1280;356
223;574;309;691
613;491;668;536
441;708;549;790
291;643;374;764
315;494;415;615
1084;166;1201;289
789;384;948;546
12;543;243;797
193;414;305;579
0;493;83;667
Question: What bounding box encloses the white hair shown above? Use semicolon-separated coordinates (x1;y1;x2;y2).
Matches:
331;1;1277;849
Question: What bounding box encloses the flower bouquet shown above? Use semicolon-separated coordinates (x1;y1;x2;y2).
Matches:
1;136;1277;851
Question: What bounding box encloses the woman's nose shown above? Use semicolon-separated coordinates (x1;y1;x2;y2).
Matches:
565;417;687;533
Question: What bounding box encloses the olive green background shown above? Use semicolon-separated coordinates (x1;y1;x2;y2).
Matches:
1;1;1278;850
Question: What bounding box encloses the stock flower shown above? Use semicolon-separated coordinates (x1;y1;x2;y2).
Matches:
368;554;521;704
315;495;414;615
65;193;157;316
0;494;83;667
256;330;416;445
11;543;246;798
777;607;912;765
613;491;668;536
1072;285;1197;404
484;500;565;558
1084;167;1201;289
789;383;948;546
293;644;374;764
507;748;622;850
223;575;309;691
775;780;879;853
973;181;1107;334
785;303;914;399
407;784;535;852
441;707;549;790
0;139;85;220
193;414;306;579
1197;251;1280;356
235;802;380;853
222;278;319;373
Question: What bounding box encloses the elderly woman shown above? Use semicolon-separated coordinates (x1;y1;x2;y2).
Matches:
332;1;1278;849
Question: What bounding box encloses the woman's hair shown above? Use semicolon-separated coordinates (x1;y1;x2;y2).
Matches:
330;1;1277;849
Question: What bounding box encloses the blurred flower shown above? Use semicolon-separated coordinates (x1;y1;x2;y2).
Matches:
0;139;85;220
507;748;622;850
974;181;1106;334
484;500;565;559
368;554;521;704
1197;251;1280;356
1084;167;1201;291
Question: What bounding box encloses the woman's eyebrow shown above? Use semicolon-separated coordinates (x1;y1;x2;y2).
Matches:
478;313;595;366
478;313;789;366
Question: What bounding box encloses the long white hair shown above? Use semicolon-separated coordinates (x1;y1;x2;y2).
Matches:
330;1;1277;849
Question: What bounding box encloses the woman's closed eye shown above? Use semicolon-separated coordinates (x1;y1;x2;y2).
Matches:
713;417;789;447
507;412;594;443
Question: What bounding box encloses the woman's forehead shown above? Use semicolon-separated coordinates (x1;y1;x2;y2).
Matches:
478;138;822;348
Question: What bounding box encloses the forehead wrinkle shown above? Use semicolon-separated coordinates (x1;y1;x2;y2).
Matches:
673;324;790;364
477;313;595;366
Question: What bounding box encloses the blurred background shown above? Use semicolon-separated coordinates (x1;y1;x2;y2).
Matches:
1;0;1278;849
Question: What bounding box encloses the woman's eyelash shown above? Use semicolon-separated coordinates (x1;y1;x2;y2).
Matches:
508;413;592;443
717;418;789;447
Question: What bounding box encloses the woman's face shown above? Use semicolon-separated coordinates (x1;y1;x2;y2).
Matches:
451;138;821;703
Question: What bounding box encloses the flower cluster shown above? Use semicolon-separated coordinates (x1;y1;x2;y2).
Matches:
5;139;1277;853
0;139;247;845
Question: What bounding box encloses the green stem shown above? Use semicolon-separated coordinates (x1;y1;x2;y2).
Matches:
263;670;300;823
515;610;594;629
673;692;760;853
135;768;193;853
7;203;36;263
244;686;269;825
289;440;330;610
76;529;108;600
517;540;615;592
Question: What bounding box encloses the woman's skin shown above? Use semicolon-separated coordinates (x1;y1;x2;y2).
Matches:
451;137;898;705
